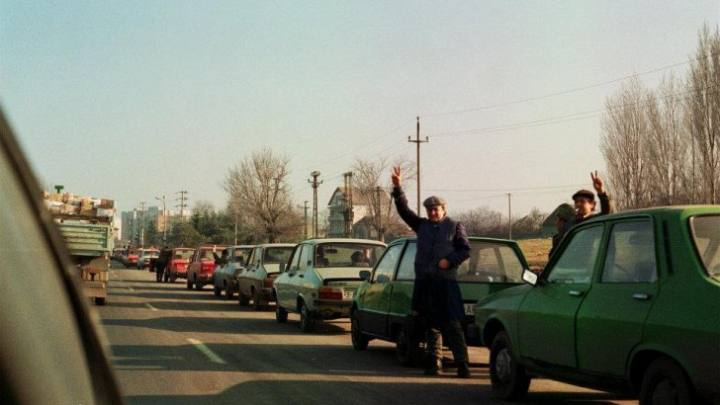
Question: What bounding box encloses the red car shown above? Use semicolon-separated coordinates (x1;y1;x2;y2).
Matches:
163;247;195;282
124;248;142;268
186;245;228;291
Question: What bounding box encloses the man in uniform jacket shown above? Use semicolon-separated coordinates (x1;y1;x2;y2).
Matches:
390;165;472;378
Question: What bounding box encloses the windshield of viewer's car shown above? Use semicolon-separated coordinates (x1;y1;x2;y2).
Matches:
690;215;720;280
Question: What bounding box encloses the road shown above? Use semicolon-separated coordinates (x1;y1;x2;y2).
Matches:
98;264;638;405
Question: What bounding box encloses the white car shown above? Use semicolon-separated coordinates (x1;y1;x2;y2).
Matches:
274;238;386;332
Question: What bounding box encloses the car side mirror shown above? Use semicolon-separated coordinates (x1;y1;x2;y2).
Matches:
359;270;371;281
279;262;286;273
522;269;538;286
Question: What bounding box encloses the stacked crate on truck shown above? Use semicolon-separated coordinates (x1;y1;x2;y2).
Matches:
44;190;115;305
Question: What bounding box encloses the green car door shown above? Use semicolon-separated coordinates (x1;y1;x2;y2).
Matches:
518;225;604;368
359;242;405;337
575;219;659;376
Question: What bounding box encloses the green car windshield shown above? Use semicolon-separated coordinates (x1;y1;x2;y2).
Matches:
690;215;720;280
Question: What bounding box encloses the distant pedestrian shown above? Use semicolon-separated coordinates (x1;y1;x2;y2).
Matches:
548;204;575;258
391;165;472;378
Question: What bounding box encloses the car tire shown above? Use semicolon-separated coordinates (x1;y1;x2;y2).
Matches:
239;292;249;306
639;357;693;405
489;331;531;400
170;273;176;283
186;278;193;290
225;282;234;300
350;310;369;351
94;297;107;306
163;271;169;283
213;283;222;297
275;301;288;323
300;301;314;333
194;276;203;291
395;326;419;366
252;288;263;310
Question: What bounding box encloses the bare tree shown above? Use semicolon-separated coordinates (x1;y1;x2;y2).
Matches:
455;206;504;237
645;74;690;205
686;24;720;204
351;156;415;242
224;148;302;243
601;77;652;210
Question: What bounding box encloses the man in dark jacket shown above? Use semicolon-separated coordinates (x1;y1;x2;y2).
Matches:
564;170;616;231
391;165;472;378
156;245;172;282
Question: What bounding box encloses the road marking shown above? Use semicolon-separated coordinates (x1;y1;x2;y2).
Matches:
187;338;227;364
145;303;158;311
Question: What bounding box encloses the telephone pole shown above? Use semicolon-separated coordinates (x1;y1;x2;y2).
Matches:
175;190;189;220
297;201;309;240
139;202;146;248
408;116;429;213
343;172;354;238
507;193;512;239
308;171;322;238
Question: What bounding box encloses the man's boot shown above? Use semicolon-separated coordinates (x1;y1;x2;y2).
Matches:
457;362;470;378
424;357;442;376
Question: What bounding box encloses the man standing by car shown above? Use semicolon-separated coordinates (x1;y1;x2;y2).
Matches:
156;245;172;282
390;165;472;378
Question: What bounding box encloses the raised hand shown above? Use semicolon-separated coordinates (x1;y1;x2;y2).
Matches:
391;165;402;188
591;170;605;194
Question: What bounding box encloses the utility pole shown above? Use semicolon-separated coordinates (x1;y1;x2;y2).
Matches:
343;172;354;238
176;190;189;220
408;116;429;213
297;201;309;240
375;186;384;241
154;196;167;244
308;171;322;238
507;193;512;239
139;202;146;248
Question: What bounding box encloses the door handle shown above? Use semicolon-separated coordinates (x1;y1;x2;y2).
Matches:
569;290;583;297
632;293;651;301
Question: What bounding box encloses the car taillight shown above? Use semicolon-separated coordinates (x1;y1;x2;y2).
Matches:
263;278;274;289
201;262;216;272
318;287;343;300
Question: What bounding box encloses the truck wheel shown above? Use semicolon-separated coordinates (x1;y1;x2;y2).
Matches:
194;276;203;291
275;301;288;323
94;297;107;306
186;278;193;290
225;283;234;300
639;357;693;405
490;331;531;400
300;301;314;333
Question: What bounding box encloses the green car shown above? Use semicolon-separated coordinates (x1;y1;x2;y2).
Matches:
351;236;529;366
475;206;720;404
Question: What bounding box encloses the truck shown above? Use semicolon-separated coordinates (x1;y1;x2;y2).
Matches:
44;189;115;305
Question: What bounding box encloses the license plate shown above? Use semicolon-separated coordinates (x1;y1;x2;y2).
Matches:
464;303;475;316
343;290;355;300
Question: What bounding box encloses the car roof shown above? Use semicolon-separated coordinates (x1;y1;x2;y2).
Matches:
300;238;387;246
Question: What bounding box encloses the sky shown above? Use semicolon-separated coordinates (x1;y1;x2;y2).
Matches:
1;1;718;223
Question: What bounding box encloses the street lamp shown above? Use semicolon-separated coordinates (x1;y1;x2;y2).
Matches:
155;196;167;244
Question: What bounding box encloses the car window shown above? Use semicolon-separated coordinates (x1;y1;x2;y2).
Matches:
298;245;312;271
372;243;402;283
690;215;720;279
287;246;302;271
396;242;417;281
601;221;657;283
233;248;248;265
459;241;524;283
265;247;293;264
546;226;603;284
315;243;384;268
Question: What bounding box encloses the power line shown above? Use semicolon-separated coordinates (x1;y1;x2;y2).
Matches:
420;53;716;119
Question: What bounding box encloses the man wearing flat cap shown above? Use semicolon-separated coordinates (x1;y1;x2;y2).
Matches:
565;170;616;232
391;165;471;378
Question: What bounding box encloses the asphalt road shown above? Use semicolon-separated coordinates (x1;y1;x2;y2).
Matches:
98;264;638;405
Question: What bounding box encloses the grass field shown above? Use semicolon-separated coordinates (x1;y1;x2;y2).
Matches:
517;238;552;273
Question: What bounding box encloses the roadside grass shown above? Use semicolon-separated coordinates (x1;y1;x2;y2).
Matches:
517;238;551;273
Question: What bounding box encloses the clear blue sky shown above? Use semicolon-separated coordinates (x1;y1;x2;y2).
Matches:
1;1;718;221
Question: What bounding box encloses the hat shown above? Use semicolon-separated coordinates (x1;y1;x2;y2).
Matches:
556;203;575;221
423;195;446;208
572;189;595;201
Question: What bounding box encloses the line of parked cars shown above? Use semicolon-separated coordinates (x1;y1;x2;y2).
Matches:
146;206;720;404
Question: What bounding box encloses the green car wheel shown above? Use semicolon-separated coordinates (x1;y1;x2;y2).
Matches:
490;331;530;400
351;310;369;351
